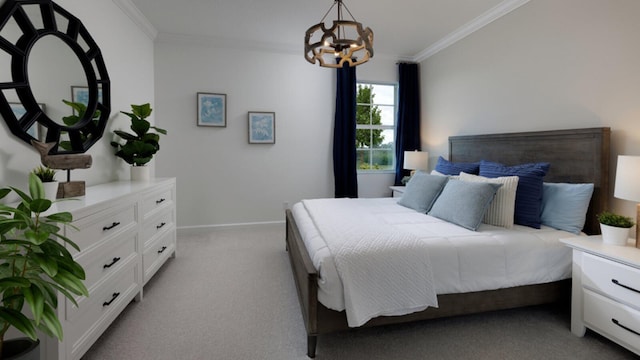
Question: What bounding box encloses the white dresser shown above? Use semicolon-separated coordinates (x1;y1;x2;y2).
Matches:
560;236;640;356
38;178;177;360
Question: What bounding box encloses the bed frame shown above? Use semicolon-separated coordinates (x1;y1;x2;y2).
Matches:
285;127;610;358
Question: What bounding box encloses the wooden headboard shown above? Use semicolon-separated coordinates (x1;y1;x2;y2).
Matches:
449;127;610;235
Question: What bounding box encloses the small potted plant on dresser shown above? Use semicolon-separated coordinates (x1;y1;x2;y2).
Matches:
597;211;635;245
0;174;89;359
30;165;58;201
110;103;167;181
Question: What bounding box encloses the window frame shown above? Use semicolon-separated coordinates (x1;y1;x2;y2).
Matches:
355;80;398;174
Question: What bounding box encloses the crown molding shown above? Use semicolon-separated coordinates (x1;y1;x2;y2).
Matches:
112;0;158;41
412;0;530;62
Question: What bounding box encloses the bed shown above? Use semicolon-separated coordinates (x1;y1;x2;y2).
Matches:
285;127;610;358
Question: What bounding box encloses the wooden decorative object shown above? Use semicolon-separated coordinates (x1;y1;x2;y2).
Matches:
57;181;85;198
32;141;92;198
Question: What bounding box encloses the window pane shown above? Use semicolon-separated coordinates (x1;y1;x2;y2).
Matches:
357;149;371;170
356;129;371;148
379;105;395;126
374;129;394;149
371;84;395;106
371;149;394;170
356;104;371;125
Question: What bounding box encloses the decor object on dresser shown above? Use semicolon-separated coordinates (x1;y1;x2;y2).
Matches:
304;0;374;68
111;104;167;181
0;174;89;359
597;211;634;246
613;155;640;248
197;93;226;127
248;112;275;144
31;141;92;198
31;165;58;200
561;236;640;356
0;0;110;155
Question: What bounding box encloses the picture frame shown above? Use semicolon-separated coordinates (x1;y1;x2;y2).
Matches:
71;85;103;115
248;111;275;144
10;102;46;140
197;92;226;127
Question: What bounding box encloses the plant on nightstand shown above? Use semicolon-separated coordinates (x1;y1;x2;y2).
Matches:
0;174;88;359
597;211;634;245
31;165;58;201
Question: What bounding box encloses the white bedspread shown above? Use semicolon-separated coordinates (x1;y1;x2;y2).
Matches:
302;199;438;327
292;198;576;317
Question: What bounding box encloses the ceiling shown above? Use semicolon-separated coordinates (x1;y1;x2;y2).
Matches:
128;0;524;61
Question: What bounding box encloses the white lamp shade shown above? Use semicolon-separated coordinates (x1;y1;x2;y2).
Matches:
614;155;640;202
403;151;429;171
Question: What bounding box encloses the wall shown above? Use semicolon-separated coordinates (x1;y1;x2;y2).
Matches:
421;0;640;216
153;38;399;228
0;0;155;199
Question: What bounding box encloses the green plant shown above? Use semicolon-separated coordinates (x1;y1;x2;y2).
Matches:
110;103;167;167
30;166;56;183
0;174;88;356
59;99;101;151
597;211;635;228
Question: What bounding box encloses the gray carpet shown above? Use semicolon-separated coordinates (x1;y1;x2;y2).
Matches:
83;225;639;360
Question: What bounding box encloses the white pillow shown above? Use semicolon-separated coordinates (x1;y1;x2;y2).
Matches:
459;172;519;228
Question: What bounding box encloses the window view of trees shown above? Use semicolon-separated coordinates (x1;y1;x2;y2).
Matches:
356;83;396;171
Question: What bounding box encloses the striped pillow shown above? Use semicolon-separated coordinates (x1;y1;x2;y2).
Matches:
459;172;519;228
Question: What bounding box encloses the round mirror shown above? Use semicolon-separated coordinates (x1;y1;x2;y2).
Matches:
0;0;111;154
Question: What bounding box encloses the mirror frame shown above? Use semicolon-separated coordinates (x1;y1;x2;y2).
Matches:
0;0;110;154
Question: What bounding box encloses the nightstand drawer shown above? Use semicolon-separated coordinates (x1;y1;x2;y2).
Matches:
583;253;640;306
584;289;640;354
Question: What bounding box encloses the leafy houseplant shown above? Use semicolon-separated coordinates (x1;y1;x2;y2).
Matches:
597;211;634;245
30;166;56;183
59;99;101;151
0;174;88;358
110;103;167;167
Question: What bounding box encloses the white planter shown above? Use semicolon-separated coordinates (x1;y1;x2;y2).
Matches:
600;223;630;246
130;166;150;182
42;181;59;200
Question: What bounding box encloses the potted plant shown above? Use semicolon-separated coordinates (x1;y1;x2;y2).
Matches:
58;99;101;151
30;165;58;200
110;103;167;181
597;211;634;245
0;174;88;359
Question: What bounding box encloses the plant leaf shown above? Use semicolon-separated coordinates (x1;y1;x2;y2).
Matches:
0;307;38;340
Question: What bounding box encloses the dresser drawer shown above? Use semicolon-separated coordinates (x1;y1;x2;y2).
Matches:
141;185;174;220
74;231;138;294
67;203;137;255
143;230;175;283
141;208;175;249
583;253;640;307
584;289;640;354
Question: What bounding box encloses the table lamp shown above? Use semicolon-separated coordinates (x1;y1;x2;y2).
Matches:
403;151;429;176
613;155;640;248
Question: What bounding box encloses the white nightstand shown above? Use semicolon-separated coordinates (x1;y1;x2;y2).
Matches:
560;236;640;355
389;186;405;198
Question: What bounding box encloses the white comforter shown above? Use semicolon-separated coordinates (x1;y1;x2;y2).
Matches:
301;199;438;327
292;198;576;321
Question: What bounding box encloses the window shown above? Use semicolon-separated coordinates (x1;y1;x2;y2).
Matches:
356;82;397;172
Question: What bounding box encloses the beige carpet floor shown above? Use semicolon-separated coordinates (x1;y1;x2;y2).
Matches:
82;225;639;360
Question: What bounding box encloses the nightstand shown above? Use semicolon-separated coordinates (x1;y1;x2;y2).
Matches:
560;236;640;355
389;186;405;198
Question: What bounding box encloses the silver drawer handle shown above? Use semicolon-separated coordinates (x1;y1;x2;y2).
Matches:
612;319;640;336
611;279;640;294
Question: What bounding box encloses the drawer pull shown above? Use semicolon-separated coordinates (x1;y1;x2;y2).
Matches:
103;222;121;231
612;318;640;336
103;257;121;269
611;279;640;294
156;222;166;230
103;292;121;307
156;198;166;204
158;246;168;254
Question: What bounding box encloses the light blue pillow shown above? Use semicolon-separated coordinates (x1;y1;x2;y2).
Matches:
540;183;594;234
397;172;449;213
428;180;502;231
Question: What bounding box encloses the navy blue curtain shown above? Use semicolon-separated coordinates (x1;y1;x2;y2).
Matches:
394;63;422;186
333;63;358;198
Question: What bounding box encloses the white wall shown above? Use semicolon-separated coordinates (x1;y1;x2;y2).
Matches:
0;0;155;197
421;0;640;216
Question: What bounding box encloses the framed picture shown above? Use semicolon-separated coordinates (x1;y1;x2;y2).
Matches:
71;85;103;115
10;102;45;140
248;111;275;144
197;92;226;127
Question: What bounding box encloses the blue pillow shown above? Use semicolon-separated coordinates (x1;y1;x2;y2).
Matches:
541;183;594;234
479;160;550;229
428;180;502;231
434;156;480;175
397;172;449;213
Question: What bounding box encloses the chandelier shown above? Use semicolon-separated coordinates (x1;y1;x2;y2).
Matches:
304;0;374;68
